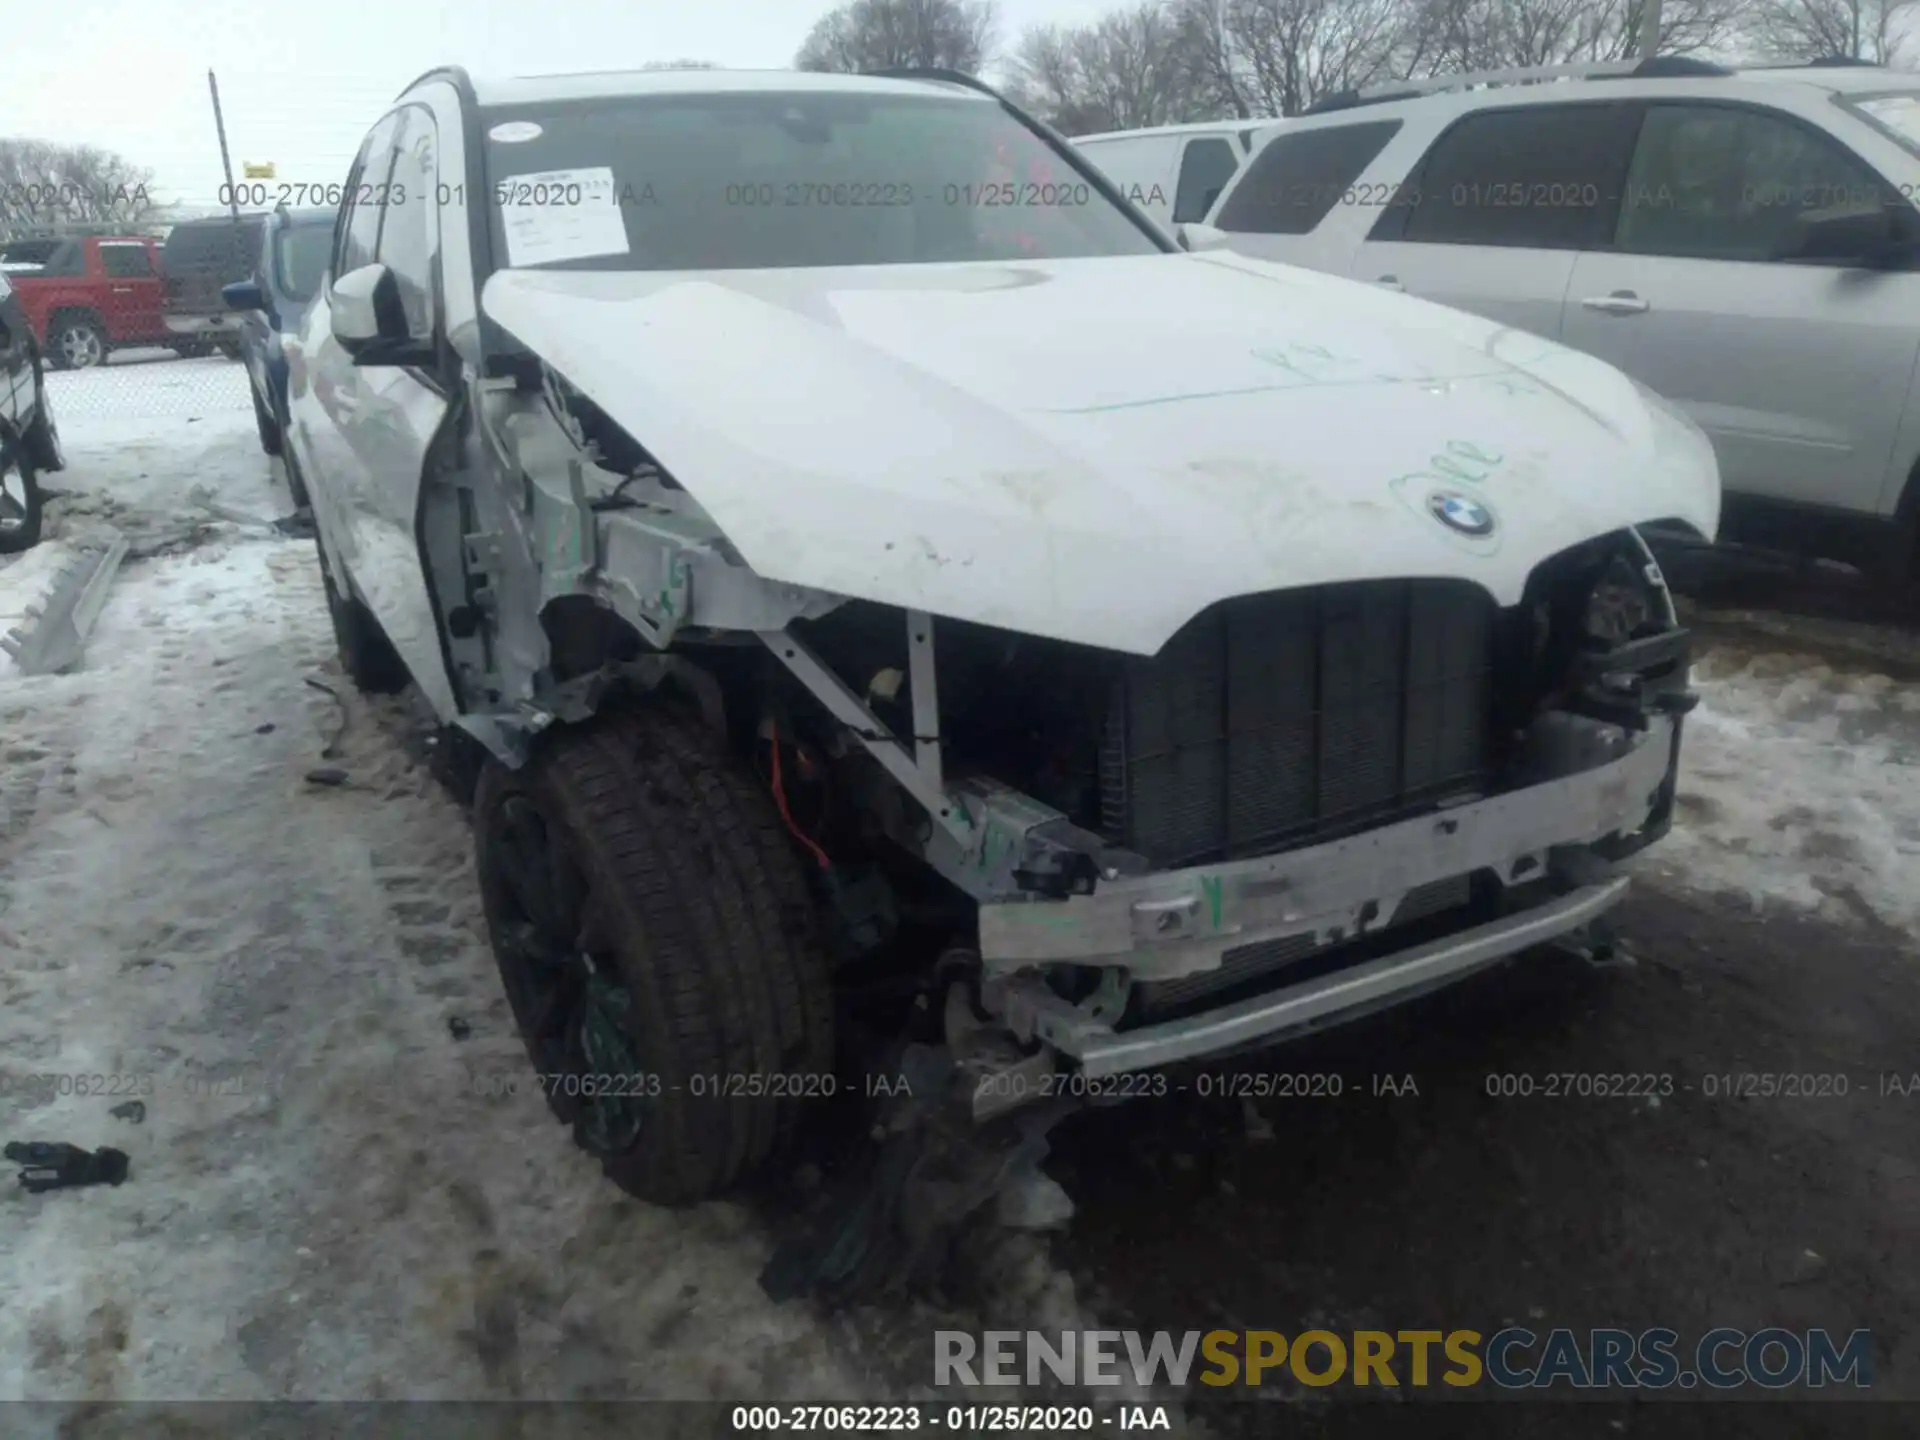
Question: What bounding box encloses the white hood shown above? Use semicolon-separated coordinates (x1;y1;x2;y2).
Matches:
481;252;1719;656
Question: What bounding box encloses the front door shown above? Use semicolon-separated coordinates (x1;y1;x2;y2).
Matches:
97;240;167;344
336;103;457;718
1354;101;1643;341
1559;100;1920;517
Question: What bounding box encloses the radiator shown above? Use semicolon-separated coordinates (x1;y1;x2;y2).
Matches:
1099;579;1496;870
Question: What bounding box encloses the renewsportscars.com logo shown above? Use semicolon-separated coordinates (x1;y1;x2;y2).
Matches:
934;1328;1875;1391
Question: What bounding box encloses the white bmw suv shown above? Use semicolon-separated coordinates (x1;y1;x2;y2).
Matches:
283;63;1718;1298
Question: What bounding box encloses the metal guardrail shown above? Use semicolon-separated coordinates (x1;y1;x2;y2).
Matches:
0;529;130;675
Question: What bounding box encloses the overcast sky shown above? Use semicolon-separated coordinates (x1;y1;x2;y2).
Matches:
4;0;1116;212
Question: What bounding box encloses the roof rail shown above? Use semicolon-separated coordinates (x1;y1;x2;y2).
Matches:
1303;54;1733;114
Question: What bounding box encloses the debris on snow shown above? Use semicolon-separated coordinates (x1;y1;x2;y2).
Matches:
7;1142;130;1193
0;528;128;676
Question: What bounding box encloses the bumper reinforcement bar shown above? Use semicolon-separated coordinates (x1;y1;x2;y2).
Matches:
1001;874;1631;1077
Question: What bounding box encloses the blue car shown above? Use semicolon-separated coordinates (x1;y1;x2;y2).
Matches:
222;205;335;502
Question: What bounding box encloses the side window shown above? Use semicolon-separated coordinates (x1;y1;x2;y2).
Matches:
1615;104;1895;263
43;243;84;278
1173;137;1240;224
376;106;441;338
1213;121;1402;235
99;243;154;278
1395;104;1638;249
334;112;402;280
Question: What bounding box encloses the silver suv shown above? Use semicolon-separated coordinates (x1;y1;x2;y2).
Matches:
1201;56;1920;588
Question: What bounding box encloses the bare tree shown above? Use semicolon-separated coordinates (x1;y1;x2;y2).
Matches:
1741;0;1919;61
1170;0;1261;118
0;138;158;239
1008;3;1230;134
1157;0;1751;118
795;0;999;74
1199;0;1413;116
1393;0;1752;74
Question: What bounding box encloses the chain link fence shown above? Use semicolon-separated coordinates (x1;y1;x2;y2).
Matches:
3;69;402;424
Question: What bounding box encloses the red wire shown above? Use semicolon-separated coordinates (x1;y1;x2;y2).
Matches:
768;718;832;871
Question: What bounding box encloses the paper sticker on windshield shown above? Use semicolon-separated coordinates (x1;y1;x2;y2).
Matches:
489;121;543;143
497;167;630;267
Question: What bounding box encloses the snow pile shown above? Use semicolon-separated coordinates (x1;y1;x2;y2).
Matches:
1654;644;1920;937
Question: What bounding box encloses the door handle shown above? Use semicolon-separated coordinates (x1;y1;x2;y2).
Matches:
112;287;133;294
1581;291;1649;315
1376;275;1405;292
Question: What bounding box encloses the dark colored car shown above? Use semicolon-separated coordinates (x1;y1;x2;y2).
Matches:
0;271;67;551
223;206;335;487
162;214;267;358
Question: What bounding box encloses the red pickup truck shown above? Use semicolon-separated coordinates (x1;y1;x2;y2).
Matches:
0;235;170;369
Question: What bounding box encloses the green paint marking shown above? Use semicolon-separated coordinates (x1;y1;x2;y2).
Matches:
1446;439;1504;466
1393;441;1506;493
976;822;1006;871
656;553;691;617
1201;874;1224;931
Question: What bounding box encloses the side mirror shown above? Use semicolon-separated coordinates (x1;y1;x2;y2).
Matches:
330;263;410;358
222;279;267;312
1775;204;1912;268
1176;222;1231;253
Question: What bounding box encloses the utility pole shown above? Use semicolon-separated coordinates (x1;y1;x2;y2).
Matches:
1638;0;1663;59
208;69;240;220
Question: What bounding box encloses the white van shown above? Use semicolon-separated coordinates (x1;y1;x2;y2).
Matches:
1073;121;1278;227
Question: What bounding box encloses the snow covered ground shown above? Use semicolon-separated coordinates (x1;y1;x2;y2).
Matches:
0;359;1105;1408
1657;632;1920;937
1;355;1915;1409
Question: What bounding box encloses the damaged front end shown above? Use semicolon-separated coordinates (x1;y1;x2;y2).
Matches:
772;528;1696;1109
470;356;1698;1080
444;353;1699;1300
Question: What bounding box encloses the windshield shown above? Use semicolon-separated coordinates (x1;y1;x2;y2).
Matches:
1847;92;1920;160
477;90;1164;272
2;239;62;266
274;222;333;303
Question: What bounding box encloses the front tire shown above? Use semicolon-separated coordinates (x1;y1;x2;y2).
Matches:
0;445;43;553
474;706;835;1206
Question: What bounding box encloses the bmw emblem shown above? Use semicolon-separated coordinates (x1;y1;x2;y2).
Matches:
1427;489;1496;537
